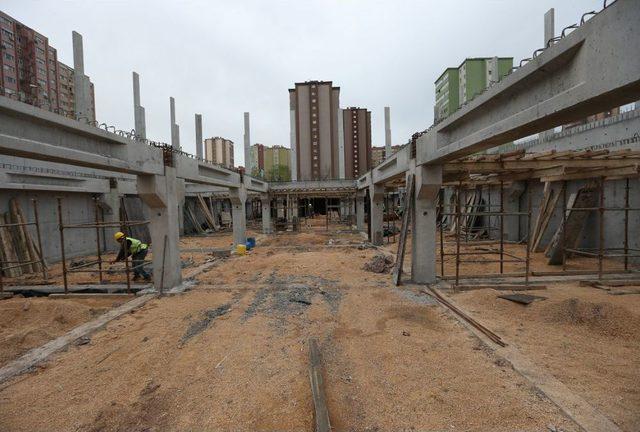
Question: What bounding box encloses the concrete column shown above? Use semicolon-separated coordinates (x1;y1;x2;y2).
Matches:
338;108;345;179
170;97;180;149
539;8;556;143
261;194;272;234
195;114;203;159
411;165;442;284
243;112;251;170
176;179;185;236
229;185;247;246
356;193;365;231
72;31;93;121
369;184;384;246
504;181;525;242
101;179;121;252
137;168;182;291
132;72;146;139
384;107;392;158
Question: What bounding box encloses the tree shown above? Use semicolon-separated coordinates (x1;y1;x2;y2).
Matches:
267;164;291;182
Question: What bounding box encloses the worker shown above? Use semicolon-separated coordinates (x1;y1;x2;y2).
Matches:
110;232;151;281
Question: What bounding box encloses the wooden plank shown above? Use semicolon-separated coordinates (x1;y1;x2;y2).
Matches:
392;174;414;286
530;182;551;251
0;213;21;277
455;284;547;291
546;187;597;264
308;338;331;432
13;199;41;273
9;200;33;274
533;183;563;252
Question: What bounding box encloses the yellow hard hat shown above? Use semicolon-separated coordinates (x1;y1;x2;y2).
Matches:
114;231;125;241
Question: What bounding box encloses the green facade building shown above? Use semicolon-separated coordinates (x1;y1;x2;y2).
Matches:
435;57;513;122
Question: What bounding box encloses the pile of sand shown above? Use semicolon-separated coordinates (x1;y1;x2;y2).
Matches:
0;298;116;366
542;298;640;338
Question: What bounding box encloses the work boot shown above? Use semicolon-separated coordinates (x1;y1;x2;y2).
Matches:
143;275;152;282
132;275;141;282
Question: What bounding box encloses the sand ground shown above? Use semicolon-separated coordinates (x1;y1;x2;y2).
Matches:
0;224;637;431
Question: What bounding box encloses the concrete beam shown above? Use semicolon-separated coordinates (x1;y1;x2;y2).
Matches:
420;0;640;165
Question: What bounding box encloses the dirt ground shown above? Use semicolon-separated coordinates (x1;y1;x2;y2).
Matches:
0;296;127;367
452;284;640;432
0;224;636;431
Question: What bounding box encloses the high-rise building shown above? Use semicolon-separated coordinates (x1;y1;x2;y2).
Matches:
289;80;340;180
0;10;96;120
250;143;291;181
342;107;372;179
204;137;234;168
434;68;459;122
434;57;512;122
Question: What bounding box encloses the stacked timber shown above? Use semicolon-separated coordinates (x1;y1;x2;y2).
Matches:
183;195;224;234
545;186;597;265
0;199;46;277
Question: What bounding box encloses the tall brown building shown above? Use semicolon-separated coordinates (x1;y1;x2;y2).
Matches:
289;80;340;180
342;107;372;179
0;10;95;119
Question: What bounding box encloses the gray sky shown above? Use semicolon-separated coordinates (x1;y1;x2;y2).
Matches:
4;0;603;167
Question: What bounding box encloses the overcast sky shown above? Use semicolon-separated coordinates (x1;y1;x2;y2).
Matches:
4;0;603;167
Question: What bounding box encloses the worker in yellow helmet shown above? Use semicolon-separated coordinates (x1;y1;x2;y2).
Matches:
110;232;151;281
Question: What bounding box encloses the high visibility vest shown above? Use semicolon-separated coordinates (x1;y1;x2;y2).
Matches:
126;237;147;254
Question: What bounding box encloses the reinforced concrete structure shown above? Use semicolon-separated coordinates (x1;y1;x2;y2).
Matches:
1;0;639;296
357;0;640;283
342;107;372;179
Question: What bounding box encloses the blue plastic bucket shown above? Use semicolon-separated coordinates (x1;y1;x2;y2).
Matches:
246;237;256;250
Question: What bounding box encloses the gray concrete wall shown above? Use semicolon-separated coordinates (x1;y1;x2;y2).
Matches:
0;190;111;264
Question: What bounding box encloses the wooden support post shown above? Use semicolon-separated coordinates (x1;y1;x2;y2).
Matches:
308;338;331;432
57;198;68;294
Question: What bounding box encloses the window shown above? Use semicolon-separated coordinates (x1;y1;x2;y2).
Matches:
1;28;13;39
1;16;13;26
36;47;45;56
37;58;45;65
6;76;16;84
35;36;44;45
3;64;14;73
4;52;14;61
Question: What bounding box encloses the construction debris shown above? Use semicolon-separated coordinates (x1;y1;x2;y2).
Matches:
363;254;394;274
498;293;547;305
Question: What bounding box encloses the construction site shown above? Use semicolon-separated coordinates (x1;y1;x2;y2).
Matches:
1;1;640;431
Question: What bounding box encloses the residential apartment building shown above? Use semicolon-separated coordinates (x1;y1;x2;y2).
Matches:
434;57;512;122
342;107;372;179
371;144;404;168
204;137;234;168
0;10;95;120
250;144;291;181
289;80;340;180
